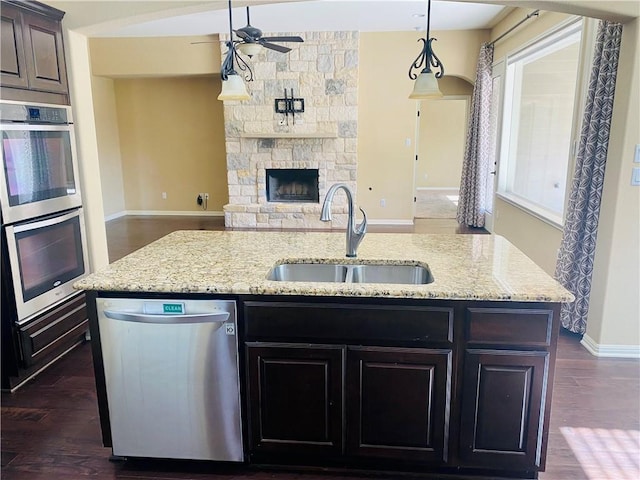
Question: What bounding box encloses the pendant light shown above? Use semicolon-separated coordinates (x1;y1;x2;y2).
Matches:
218;0;253;102
408;0;444;99
237;42;262;57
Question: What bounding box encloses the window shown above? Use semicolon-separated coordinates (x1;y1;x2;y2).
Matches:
498;21;583;226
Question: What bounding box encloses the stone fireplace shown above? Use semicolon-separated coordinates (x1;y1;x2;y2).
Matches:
221;31;359;229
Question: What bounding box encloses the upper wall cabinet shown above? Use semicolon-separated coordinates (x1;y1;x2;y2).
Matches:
1;0;69;105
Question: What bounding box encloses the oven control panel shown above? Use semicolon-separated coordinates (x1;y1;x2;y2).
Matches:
0;102;70;124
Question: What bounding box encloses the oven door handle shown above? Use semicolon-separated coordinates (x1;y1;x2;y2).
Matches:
103;310;230;325
12;209;81;233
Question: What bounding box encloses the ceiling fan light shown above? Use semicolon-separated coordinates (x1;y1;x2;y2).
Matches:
409;70;443;99
218;74;251;101
237;42;262;57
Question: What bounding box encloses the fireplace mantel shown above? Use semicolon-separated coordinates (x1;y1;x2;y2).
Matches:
239;133;337;139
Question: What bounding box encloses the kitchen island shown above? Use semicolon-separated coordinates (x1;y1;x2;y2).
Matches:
75;230;573;480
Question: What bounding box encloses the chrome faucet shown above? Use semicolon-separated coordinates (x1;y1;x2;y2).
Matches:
320;183;367;258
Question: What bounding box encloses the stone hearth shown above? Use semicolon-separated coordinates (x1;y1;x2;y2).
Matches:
221;31;359;229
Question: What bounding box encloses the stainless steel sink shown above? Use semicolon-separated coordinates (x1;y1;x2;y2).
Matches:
267;264;348;283
351;264;433;285
267;262;433;285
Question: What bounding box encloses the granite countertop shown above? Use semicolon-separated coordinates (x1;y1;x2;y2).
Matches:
74;231;574;302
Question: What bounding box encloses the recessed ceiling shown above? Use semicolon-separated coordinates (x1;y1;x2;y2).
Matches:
90;0;506;37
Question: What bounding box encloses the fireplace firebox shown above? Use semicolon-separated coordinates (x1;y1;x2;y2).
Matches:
266;169;319;203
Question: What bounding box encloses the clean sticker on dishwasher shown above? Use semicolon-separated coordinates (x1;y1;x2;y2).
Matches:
224;323;236;335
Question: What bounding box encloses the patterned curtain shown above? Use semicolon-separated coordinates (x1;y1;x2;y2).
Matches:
456;43;494;227
555;21;623;334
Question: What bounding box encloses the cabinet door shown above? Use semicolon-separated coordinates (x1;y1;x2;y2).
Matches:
459;349;549;470
1;4;29;89
346;346;452;463
21;11;68;94
246;343;344;456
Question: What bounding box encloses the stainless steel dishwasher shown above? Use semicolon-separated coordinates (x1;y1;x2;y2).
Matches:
96;298;243;462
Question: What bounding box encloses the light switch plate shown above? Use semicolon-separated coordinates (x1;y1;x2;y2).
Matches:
635;144;640;163
632;167;640;186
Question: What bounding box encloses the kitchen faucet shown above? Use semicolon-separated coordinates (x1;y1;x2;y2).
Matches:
320;183;367;258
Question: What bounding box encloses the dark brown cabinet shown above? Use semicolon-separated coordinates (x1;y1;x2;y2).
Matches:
1;291;89;390
243;299;455;466
240;298;561;478
1;0;69;104
346;346;451;463
246;341;453;464
459;349;548;469
459;306;558;473
246;342;344;456
1;3;29;89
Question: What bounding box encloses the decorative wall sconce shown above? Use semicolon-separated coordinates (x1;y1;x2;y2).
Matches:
275;89;304;125
408;0;444;99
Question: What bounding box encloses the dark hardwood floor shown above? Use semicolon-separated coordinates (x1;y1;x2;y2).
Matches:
2;216;638;479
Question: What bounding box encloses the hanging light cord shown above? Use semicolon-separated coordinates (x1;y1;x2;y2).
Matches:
408;0;444;80
220;0;254;81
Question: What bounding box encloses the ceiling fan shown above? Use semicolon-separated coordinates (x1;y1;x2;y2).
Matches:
234;6;303;56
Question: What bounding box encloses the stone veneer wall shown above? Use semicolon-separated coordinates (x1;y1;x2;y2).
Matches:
221;31;359;229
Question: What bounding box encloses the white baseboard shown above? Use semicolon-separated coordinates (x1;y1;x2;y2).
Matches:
367;219;414;226
122;210;225;217
581;334;640;359
104;211;126;222
416;187;460;191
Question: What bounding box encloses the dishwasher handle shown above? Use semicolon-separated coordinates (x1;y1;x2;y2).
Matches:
103;310;230;324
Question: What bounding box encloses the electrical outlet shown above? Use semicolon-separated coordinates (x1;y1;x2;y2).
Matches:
161;192;167;200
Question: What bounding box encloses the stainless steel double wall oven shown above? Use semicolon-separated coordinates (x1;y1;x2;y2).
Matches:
1;100;88;324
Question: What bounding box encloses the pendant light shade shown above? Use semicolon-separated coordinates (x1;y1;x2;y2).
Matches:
218;73;251;101
237;42;262;57
409;70;443;99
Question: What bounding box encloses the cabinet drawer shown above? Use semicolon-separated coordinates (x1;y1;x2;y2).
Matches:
466;307;554;347
19;292;88;367
244;301;454;345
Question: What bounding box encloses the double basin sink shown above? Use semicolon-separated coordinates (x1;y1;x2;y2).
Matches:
267;262;434;285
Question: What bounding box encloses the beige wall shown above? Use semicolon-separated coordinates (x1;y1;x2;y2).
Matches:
89;36;221;77
439;76;475;96
358;30;487;221
90;75;125;218
585;17;640;348
417;96;469;189
114;76;228;212
493;9;575;59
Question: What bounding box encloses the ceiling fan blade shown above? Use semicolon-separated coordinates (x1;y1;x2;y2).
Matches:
190;41;217;44
261;36;304;43
260;42;291;53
